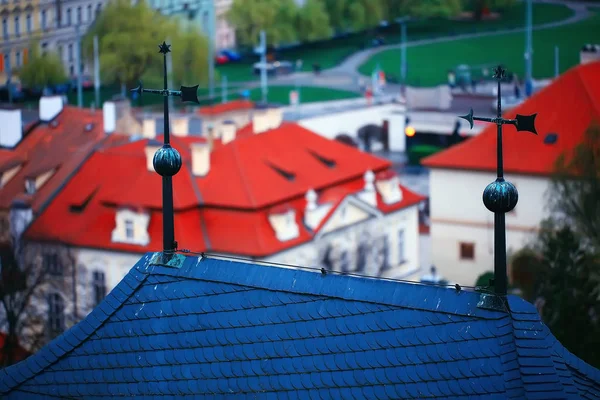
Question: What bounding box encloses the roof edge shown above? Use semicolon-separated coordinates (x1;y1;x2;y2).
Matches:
142;255;508;320
550;330;600;385
0;253;154;395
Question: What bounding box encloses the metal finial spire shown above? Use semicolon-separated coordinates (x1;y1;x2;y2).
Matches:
130;42;200;258
459;64;538;299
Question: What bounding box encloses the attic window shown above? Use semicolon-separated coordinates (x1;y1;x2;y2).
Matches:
308;150;336;168
267;162;295;181
544;133;558;145
50;120;59;128
84;123;94;132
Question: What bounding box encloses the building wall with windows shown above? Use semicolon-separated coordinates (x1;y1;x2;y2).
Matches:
428;168;549;286
266;204;421;281
0;0;107;82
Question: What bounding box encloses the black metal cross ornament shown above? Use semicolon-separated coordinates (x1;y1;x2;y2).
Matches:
459;65;538;299
130;42;200;257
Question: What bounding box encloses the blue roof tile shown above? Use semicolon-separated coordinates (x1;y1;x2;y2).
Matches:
1;253;599;399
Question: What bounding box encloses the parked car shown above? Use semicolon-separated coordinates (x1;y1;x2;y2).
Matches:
253;61;293;76
221;49;241;62
70;75;94;91
0;82;25;102
215;53;229;65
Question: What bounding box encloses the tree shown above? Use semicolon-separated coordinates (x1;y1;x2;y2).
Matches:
0;211;78;367
323;0;350;31
17;42;66;89
524;220;599;368
509;123;600;368
227;0;298;47
406;0;463;19
296;0;333;42
83;0;210;94
548;123;600;250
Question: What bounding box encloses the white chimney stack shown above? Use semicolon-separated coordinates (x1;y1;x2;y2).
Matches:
142;116;156;138
358;170;377;206
103;101;116;134
191;142;211;177
221;121;237;144
144;140;161;172
172;117;189;137
0;108;23;148
253;106;284;134
39;96;64;122
304;189;331;230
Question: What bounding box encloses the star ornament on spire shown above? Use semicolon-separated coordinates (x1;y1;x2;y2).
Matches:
158;41;171;54
493;65;506;80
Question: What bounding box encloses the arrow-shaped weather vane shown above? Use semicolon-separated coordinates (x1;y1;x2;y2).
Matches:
459;65;538;299
131;42;200;258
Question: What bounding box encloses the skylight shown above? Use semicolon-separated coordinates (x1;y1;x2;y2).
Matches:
544;133;558;145
267;162;295;181
308;150;336;168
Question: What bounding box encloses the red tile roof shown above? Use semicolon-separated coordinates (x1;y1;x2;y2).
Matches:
197;100;255;116
422;61;600;175
25;123;424;257
0;107;129;213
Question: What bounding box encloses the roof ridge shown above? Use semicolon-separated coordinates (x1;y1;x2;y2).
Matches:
0;255;151;395
550;330;600;386
142;255;506;320
230;142;258;207
576;64;600;118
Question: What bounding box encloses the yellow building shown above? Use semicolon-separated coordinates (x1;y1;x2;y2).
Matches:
1;0;106;85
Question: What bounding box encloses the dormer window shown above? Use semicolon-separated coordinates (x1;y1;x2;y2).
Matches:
268;207;299;242
375;170;403;205
25;179;36;194
111;208;150;246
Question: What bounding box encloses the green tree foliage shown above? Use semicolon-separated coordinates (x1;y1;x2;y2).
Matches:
549;123;600;249
228;0;299;47
531;221;599;368
510;124;600;368
17;43;66;88
297;0;333;42
407;0;463;19
475;271;495;288
83;0;210;91
323;0;350;31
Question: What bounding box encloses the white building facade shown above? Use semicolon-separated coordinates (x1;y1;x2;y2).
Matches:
428;168;550;286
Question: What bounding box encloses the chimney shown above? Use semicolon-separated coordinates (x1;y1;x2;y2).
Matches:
358;170;377;206
304;189;322;230
221;121;236;144
206;124;215;151
191;142;210;176
252;105;270;134
172;116;189;137
0;108;23;148
267;106;283;129
39;96;64;121
103;101;116;134
144;140;162;172
9;199;33;243
142;115;156;138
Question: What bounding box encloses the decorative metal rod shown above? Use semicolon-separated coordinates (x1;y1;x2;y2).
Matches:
130;41;200;257
459;65;538;296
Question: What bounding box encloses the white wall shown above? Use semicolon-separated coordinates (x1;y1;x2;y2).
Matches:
266;205;421;281
429;168;551;285
76;248;142;314
297;104;406;152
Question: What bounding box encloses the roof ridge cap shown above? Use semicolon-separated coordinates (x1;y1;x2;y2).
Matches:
549;328;600;384
0;253;152;395
167;255;505;319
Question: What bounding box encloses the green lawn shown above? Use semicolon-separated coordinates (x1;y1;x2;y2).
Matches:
216;2;574;82
248;85;360;105
358;10;600;86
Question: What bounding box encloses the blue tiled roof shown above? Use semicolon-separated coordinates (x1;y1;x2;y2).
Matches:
1;253;599;399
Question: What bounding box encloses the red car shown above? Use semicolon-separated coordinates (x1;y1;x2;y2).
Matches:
215;54;228;65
